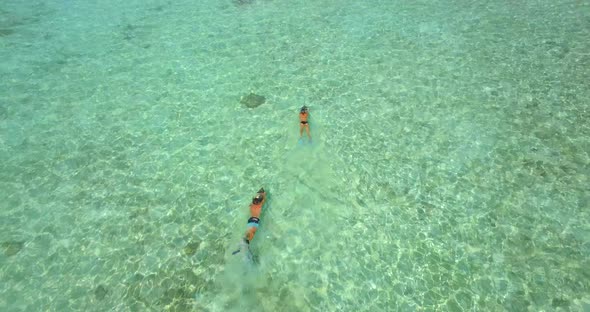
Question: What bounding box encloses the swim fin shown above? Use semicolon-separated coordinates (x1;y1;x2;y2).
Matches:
232;238;254;263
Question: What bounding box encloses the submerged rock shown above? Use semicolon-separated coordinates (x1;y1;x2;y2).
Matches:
1;241;24;256
240;93;266;108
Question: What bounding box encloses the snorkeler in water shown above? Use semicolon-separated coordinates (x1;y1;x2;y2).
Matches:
243;188;266;243
299;106;311;141
232;188;266;259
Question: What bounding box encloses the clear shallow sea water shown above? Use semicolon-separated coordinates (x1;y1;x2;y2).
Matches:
1;0;589;311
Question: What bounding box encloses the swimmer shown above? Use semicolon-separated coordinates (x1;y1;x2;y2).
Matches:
299;106;311;141
232;188;266;258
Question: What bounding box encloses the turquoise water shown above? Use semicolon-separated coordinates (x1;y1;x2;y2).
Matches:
1;0;589;311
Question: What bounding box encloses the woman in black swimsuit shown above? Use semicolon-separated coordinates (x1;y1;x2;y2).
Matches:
299;106;311;141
